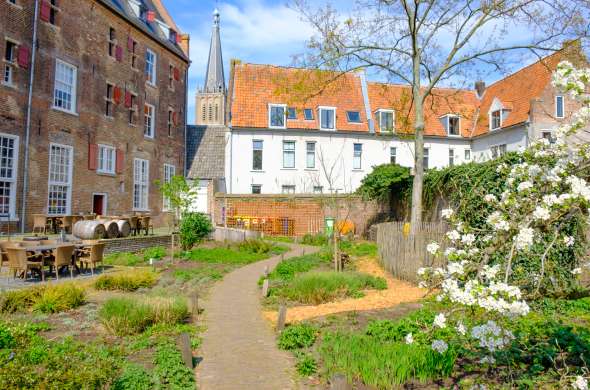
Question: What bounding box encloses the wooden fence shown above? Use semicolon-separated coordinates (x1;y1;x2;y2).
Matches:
376;221;447;283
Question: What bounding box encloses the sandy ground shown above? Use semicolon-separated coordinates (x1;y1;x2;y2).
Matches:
263;256;427;325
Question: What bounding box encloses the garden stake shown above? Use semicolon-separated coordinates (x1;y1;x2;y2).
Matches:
277;304;287;331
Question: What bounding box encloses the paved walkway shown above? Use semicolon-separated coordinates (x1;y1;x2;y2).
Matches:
196;244;317;390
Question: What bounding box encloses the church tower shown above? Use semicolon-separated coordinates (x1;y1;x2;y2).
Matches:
196;9;226;125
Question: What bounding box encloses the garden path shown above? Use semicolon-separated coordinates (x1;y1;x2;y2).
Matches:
196;244;318;390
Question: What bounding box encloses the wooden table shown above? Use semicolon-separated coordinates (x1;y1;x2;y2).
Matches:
22;242;87;275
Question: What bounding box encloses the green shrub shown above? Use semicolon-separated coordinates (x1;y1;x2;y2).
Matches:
266;235;295;243
239;239;273;254
173;267;225;282
94;270;158;291
301;233;328;246
179;212;213;250
295;352;318;376
104;252;143;266
153;342;196;389
269;254;328;282
0;323;14;348
99;297;188;336
113;364;155;390
0;284;85;314
339;241;378;257
276;271;387;304
278;323;318;350
357;163;412;200
182;247;266;265
142;246;167;262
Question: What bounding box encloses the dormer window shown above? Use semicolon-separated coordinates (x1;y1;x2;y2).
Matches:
287;107;297;120
555;95;564;118
490;109;502;130
319;107;335;131
303;108;314;120
346;111;361;123
376;109;394;133
269;104;286;129
442;114;460;136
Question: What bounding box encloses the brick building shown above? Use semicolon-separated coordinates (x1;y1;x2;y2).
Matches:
1;0;189;231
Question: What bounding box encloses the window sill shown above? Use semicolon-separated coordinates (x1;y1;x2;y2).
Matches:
104;115;114;121
52;106;78;117
1;81;16;90
319;128;336;131
0;216;19;222
281;168;297;171
447;134;462;138
250;170;265;173
96;171;116;177
132;208;150;212
304;168;318;171
6;1;23;9
145;81;157;89
352;169;364;172
269;125;287;130
144;135;155;140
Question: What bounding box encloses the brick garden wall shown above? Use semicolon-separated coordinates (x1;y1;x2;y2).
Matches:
100;234;174;255
214;194;389;237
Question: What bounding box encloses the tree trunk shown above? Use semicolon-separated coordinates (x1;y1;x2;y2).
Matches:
333;231;339;271
410;54;424;234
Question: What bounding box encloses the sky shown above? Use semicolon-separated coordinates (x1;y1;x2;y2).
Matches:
165;0;315;123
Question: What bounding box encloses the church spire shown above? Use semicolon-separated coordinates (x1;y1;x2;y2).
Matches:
204;8;225;93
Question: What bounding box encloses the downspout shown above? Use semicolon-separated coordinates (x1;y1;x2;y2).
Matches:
21;0;40;233
183;64;188;177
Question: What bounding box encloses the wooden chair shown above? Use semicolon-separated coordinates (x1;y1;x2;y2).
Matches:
54;245;75;280
83;214;96;221
0;241;13;272
6;247;44;281
32;214;49;234
77;243;105;275
59;216;73;233
141;216;154;235
72;215;83;226
129;216;139;236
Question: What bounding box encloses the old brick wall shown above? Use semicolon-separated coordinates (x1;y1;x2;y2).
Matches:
214;194;389;237
100;233;173;255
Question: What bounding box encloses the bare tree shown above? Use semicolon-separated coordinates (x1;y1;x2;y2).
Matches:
291;0;589;232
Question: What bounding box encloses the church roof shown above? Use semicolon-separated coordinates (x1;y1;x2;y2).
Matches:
203;9;226;93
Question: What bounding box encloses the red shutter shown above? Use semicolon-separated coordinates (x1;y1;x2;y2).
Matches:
88;143;98;170
173;67;180;81
115;149;124;174
39;0;51;22
172;111;178;126
17;46;30;69
127;36;134;51
175;33;182;44
113;86;121;105
124;91;132;108
115;45;123;62
146;11;156;22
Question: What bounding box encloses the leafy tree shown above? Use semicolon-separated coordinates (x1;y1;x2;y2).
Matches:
179;212;213;250
357;164;411;200
156;175;198;220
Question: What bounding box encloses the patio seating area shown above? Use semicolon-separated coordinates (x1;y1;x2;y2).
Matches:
31;213;155;237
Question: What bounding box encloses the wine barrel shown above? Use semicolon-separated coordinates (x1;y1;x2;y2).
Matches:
97;219;119;239
73;221;106;240
115;219;131;238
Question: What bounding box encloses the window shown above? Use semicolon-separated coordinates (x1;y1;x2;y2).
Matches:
390;147;396;164
555;95;564;118
251;184;262;194
168;64;174;89
423;148;429;170
53;59;77;113
128;93;137;125
252;140;263;170
97;144;115;174
145;48;156;85
542;131;555;144
353;143;362;170
163;164;175;210
491;144;507;159
269;104;286;128
282;185;295;194
303;108;314;120
105;83;114;117
0;135;18;218
376;110;394;132
319;107;335;130
490;110;502;130
167;109;173;137
283;141;295;169
448;149;455;166
144;103;155;138
133;158;149;210
131;40;138;69
465;149;471;161
346;111;361;123
8;0;16;4
3;40;16;85
313;186;323;194
48;0;58;25
287;107;297;120
47;144;72;215
306;142;315;169
108;27;116;57
444;115;460;136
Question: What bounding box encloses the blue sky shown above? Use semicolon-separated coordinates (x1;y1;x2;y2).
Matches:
165;0;314;123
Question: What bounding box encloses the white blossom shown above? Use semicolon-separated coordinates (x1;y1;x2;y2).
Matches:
572;268;582;275
405;333;414;344
433;313;447;328
456;322;467;336
431;339;448;354
441;208;454;219
461;234;476;246
514;227;535;250
573;376;588;390
517;181;533;192
484;194;497;203
446;230;461;241
533;206;551;221
426;242;440;255
564;236;575;247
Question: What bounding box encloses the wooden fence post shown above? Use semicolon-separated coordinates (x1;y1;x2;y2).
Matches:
178;332;193;368
277;304;287;331
262;278;269;297
330;374;351;390
191;292;199;319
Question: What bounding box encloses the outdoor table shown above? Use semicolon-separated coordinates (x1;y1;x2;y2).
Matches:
22;243;86;274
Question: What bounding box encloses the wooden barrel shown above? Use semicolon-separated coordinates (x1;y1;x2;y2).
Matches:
115;219;131;238
97;219;119;239
73;221;106;240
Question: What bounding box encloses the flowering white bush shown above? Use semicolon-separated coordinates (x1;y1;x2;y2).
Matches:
416;61;590;383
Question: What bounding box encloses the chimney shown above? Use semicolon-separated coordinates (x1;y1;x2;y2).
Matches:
475;81;486;98
180;34;190;58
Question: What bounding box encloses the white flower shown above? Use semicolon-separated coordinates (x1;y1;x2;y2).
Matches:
461;234;476;246
567;176;590;202
418;281;428;288
517;181;533;192
405;333;414;344
564;236;575;247
486;211;510;231
484;194;497;203
417;267;428;276
482;264;500;280
441;208;454;219
426;242;440;255
446;230;460;241
532;206;551;221
433;313;447;328
543;194;559;206
572;268;582;275
431;339;448;354
514;227;535;250
456;322;467;336
573;376;588;390
447;262;465;276
479;355;496;364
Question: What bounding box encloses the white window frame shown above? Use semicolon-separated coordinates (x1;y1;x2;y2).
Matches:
303;108;314;121
0;133;19;220
3;39;17;86
163;163;175;211
144;103;155;138
346;111;361;123
53;59;77;114
490;109;502;130
448;148;455;166
390;146;396;164
555;95;565;118
92;192;108;216
491;144;507;159
306;141;316;169
282;140;296;169
145;48;157;85
318;106;336;131
268;104;287;129
282;185;296;194
133;158;149;211
97;144;116;174
442;114;461;136
376;109;395;133
252;139;263;171
251;184;262;194
353;143;362;170
313;186;323;194
464;149;471;161
541;130;556;144
47;143;73;216
423;147;429;170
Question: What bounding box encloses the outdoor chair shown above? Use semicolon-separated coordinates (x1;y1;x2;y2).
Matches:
53;245;75;280
83;214;96;221
77;243;105;275
141;216;154;235
6;247;44;281
32;214;49;234
60;216;74;233
129;216;139;236
0;241;13;272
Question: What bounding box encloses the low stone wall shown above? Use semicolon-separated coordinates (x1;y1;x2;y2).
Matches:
213;227;261;243
99;234;174;254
